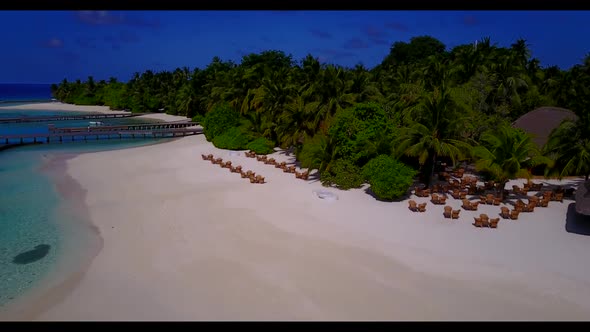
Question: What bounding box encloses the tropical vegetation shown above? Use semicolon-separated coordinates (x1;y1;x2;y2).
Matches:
51;36;590;200
473;125;552;200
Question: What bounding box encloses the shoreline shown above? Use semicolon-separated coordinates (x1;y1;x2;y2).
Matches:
0;103;192;319
0;137;186;320
11;134;590;320
0;153;102;320
0;102;190;123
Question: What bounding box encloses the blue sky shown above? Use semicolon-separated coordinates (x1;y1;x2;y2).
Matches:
1;10;589;84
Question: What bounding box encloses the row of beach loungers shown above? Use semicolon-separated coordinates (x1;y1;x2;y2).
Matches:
201;150;312;184
245;151;310;180
201;154;266;184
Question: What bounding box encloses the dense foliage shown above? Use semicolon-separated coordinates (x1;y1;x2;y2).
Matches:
52;36;590;199
362;155;417;200
296;133;334;172
201;103;241;141
329;102;397;165
473;125;552;199
211;127;252;150
246;137;275;155
320;159;365;190
544;114;590;181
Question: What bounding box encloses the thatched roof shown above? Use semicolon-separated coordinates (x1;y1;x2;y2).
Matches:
575;181;590;216
512;107;579;148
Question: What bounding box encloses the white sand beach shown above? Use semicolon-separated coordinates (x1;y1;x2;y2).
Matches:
0;102;189;122
3;134;590;321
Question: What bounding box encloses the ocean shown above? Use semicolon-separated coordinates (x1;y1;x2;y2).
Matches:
0;83;53;103
0;84;168;310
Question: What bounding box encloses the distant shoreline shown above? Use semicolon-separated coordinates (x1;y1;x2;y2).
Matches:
0;99;52;105
0;102;191;123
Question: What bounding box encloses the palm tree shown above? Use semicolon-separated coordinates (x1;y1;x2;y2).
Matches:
251;68;295;142
85;76;96;97
510;38;531;68
176;82;197;117
241;108;272;139
348;65;383;103
526;58;542;86
311;65;356;128
395;87;473;186
451;44;481;84
298;133;339;174
422;55;455;91
544;115;590;181
300;54;322;86
487;55;528;113
473;125;551;200
276;92;317;148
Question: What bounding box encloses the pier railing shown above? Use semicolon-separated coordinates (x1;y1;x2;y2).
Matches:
0;112;145;124
48;121;199;133
0;127;203;146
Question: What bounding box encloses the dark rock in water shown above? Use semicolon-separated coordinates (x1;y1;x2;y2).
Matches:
575;181;590;216
12;244;51;265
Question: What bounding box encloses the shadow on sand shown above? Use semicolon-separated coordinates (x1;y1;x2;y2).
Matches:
565;203;590;236
12;244;51;265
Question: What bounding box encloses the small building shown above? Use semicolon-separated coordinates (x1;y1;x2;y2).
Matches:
575;181;590;216
512;106;579;148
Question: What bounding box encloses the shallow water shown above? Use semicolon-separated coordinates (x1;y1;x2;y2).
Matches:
0;150;60;306
0;109;170;309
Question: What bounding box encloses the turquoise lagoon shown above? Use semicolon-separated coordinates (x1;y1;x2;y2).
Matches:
0;109;168;309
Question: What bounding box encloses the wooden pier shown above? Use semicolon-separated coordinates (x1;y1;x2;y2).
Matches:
48;121;199;133
0;127;202;146
0;112;145;124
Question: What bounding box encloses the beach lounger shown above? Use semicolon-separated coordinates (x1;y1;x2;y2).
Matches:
431;193;440;204
418;203;427;212
489;218;500;228
473;217;483;227
461;199;472;210
500;207;510;219
480;214;490;227
443;206;452;218
523;202;536;212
